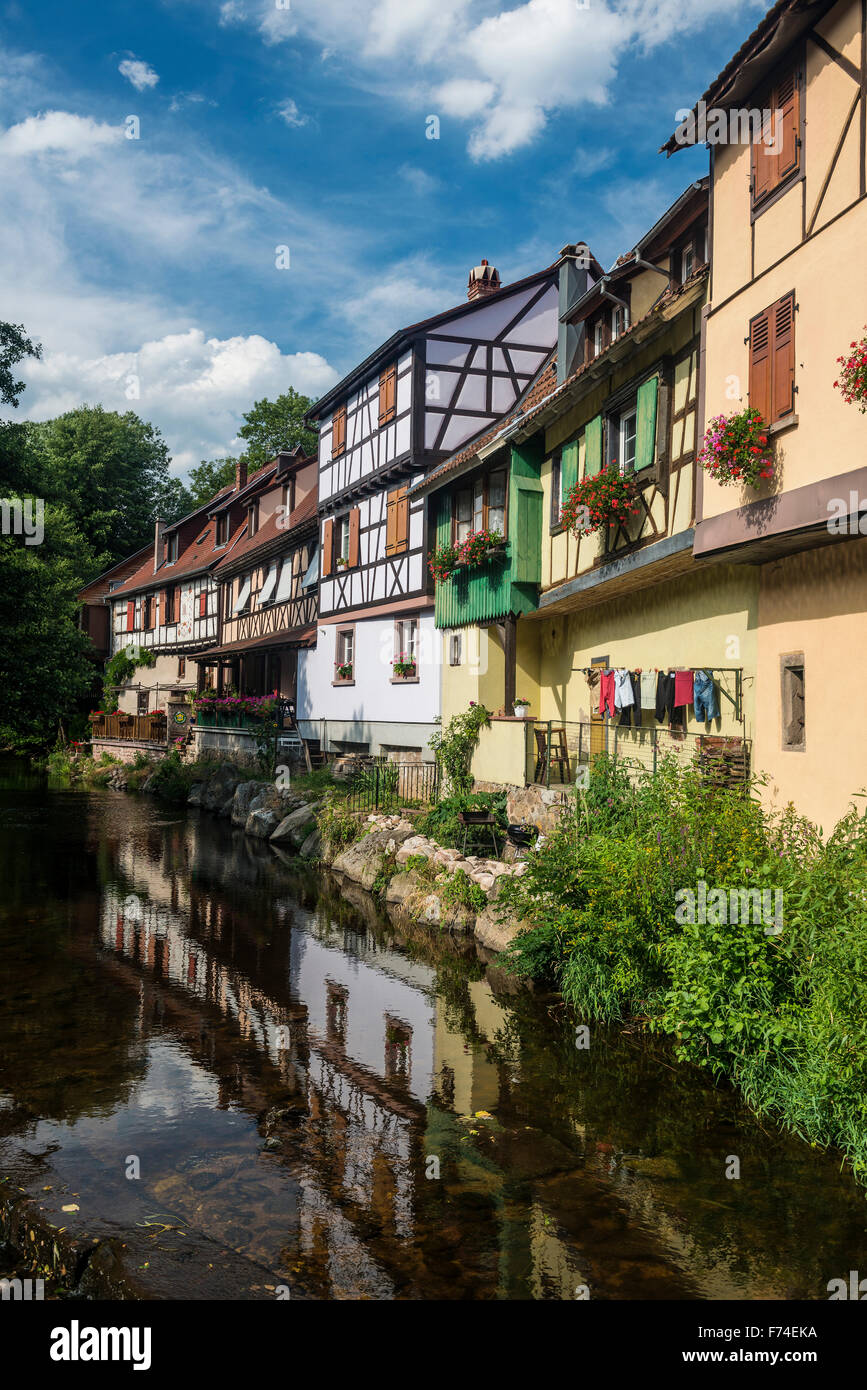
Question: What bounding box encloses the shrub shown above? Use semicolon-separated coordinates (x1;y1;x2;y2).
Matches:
439;869;487;914
428;703;492;797
417;790;507;850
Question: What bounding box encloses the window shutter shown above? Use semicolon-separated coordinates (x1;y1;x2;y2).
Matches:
775;71;800;181
584;415;603;477
199;591;207;618
379;364;396;425
332;406;346;457
561;440;578;499
396;488;409;552
321;518;334;576
512;478;543;584
385;490;397;556
348;508;360;567
752;117;775;204
126;600;135;632
772;293;795;422
748;307;773;423
635;377;658;472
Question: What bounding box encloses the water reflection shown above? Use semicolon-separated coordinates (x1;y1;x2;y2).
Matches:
1;758;866;1300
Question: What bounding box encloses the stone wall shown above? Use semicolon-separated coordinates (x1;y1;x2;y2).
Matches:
91;738;167;765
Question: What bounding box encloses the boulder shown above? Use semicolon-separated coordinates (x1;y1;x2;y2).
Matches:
270;802;317;847
474;904;525;954
187;782;205;807
395;835;435;866
232;781;264;826
299;827;321;859
244;785;283;839
385;871;422;907
200;762;244;813
416;893;442;926
331;824;416;889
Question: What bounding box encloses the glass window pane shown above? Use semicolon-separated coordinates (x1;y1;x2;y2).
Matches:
473;479;484;532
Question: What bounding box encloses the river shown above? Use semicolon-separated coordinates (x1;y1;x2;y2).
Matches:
1;756;865;1300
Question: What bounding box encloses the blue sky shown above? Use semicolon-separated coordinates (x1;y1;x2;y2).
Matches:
0;0;767;473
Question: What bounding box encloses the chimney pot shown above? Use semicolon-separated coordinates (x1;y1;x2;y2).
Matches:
467;259;501;301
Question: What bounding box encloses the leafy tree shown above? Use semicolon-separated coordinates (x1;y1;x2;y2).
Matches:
0;320;41;409
186;457;236;508
30;405;173;564
236;388;318;469
157;475;194;525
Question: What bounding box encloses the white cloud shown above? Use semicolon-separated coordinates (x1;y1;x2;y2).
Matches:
118;58;160;92
276;99;307;128
434;79;496;119
0;110;123;157
22;330;338;474
397;163;441;197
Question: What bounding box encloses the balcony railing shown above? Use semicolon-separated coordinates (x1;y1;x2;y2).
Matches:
531;720;751;790
89;713;168;744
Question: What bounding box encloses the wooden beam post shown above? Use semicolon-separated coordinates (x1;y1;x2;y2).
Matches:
503;614;517;713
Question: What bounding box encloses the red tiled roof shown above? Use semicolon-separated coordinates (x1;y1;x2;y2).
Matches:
213;489;318;574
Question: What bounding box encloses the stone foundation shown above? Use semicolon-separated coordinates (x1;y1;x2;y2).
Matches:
472;780;571;835
91;737;168;765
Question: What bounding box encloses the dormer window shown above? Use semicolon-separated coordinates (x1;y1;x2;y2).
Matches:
593;321;605;357
283;478;295;518
681;243;695;283
215;514;229;547
247;501;258;538
165;533;178;564
611;305;625;341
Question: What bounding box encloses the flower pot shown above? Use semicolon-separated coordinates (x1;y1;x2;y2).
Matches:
514;704;531;718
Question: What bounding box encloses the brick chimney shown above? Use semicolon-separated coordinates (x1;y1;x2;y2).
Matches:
235;458;248;493
467;259;501;301
153;517;165;573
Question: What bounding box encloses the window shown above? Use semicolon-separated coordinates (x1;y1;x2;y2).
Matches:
247;502;258;538
550;450;562;529
619;410;637;473
275;556;295;603
257;562;278;606
749;291;795;426
393;618;418;679
681;243;694;283
284;478;295;518
449;633;462;667
165;585;180;624
332;404;347;457
752;67;801;209
611;305;625;340
385;485;409;556
165;533;178;564
232;577;251;615
126;599;135;632
781;655;805;750
335;627;354;682
593;320;605;357
378;363;397;426
452;468;506;542
137;691;149;715
142;594;156;629
215;513;229;547
178;657;186;679
198;590;207;618
334;514;350;564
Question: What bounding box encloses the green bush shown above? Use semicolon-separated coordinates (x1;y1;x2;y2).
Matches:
439;868;487;914
417;791;507;850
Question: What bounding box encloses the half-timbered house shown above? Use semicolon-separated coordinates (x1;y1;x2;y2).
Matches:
662;0;867;829
105;465;252;714
299;257;571;758
197;447;319;714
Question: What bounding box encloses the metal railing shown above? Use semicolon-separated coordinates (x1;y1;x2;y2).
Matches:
89;713;168;744
343;760;440;813
531;719;751;789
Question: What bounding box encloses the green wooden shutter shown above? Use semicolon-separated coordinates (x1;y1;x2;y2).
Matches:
511;478;542;585
635;377;658;472
584;415;603;477
561;439;578;498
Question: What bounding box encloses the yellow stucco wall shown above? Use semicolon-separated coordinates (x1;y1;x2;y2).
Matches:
756;539;867;832
440;621;540;724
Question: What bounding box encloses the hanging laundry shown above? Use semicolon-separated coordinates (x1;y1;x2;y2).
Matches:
585;667;600;690
693;669;720;721
655;670;686;728
673;669;694;707
618;671;643;727
599;669;616;717
614;668;635;710
640;670;656;710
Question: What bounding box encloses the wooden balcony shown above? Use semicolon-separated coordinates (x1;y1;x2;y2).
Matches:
89;712;168;745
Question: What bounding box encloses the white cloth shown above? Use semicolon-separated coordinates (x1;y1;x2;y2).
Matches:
614;668;634;709
640;671;657;709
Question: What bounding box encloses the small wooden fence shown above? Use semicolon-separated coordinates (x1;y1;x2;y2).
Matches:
89;713;168;744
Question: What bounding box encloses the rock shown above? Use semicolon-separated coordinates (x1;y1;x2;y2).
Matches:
270;802;316;847
395;835;434;865
332;824;416;889
244;785;283;839
232;781;264;826
474;904;525;954
385;871;422;906
187;782;205;806
472;872;496;893
416;893;442;926
201;762;244;813
299;827;321;859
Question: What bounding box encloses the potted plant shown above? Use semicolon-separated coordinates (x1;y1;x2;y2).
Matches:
834;328;867;412
428;542;459;583
335;662;353;680
513;696;532;718
393;653;417;678
457;527;505;568
698;407;774;487
335;554;350;569
560;465;640;536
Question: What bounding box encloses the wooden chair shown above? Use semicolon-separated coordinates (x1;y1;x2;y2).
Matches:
533;726;571;783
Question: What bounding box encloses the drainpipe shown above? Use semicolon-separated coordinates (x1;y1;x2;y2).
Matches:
632;258;671;280
597;280;631;327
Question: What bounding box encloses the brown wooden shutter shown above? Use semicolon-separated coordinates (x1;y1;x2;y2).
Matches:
752;116;775;204
395;487;409;552
775;71;800;182
348;508;360;567
748;307;773;423
332;406;346;456
772;292;796;422
158;590;166;627
379;364;397;425
199;591;207;618
321;518;334;576
385;490;397;556
126;600;135;632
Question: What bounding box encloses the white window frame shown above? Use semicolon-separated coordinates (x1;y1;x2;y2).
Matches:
619;409;637;474
681;244;695;283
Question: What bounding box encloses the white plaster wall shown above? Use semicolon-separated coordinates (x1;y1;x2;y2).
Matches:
297;609;440;728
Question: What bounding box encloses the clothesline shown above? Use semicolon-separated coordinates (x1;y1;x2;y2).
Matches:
586;664;743;729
